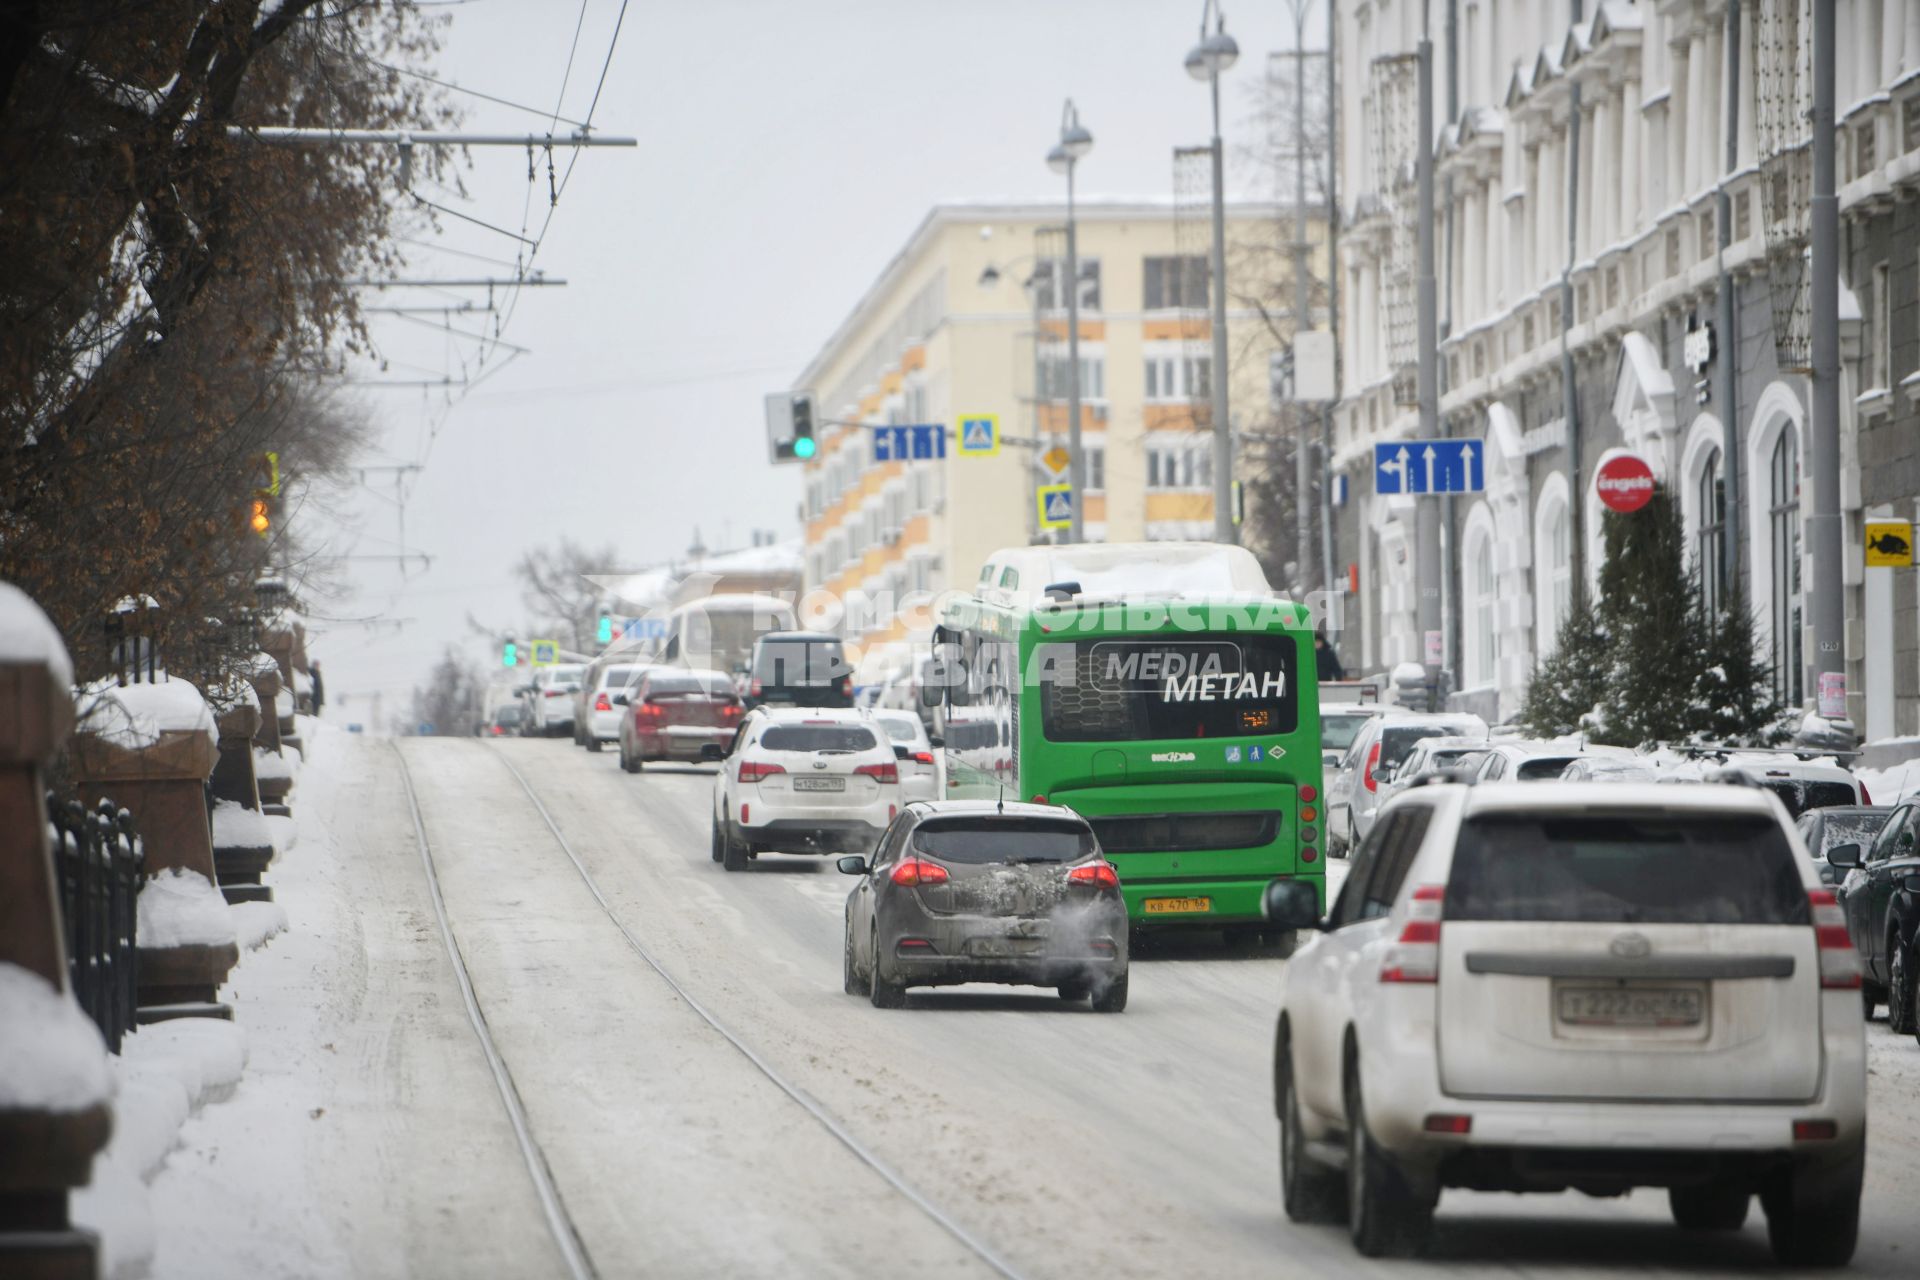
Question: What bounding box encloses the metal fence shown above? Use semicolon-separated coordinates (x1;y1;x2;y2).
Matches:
49;797;143;1053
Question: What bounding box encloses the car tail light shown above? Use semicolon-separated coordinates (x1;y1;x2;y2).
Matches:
1423;1114;1472;1135
1861;781;1873;804
738;759;785;783
855;761;898;784
895;937;934;955
637;701;664;721
545;688;566;698
890;857;949;887
1809;889;1861;989
749;678;763;697
720;702;742;722
739;803;749;823
1793;1119;1839;1142
1299;784;1318;803
1362;742;1382;792
1067;861;1120;889
911;751;934;765
594;693;611;712
838;675;852;697
1380;884;1445;984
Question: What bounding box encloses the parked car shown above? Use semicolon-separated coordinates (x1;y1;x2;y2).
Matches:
1326;712;1488;856
575;662;652;751
618;668;740;772
1702;755;1870;819
1320;704;1388;777
523;665;585;737
1798;805;1893;886
483;704;523;737
1471;741;1588;783
870;710;942;804
837;801;1128;1010
1558;755;1660;784
705;706;899;870
1378;737;1489;804
1265;781;1865;1264
1832;799;1920;1033
744;631;853;710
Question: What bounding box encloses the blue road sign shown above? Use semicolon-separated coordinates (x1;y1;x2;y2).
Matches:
958;415;999;456
872;423;948;463
1374;438;1485;495
628;617;667;639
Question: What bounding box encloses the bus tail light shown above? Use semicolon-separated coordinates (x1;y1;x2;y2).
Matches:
1299;784;1317;803
1362;743;1383;792
1380;885;1445;984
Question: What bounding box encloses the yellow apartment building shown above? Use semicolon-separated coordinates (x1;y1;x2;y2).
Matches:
792;199;1322;659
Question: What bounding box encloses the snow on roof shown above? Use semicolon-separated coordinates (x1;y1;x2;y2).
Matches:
76;677;217;752
0;581;73;683
979;541;1275;605
137;868;236;948
0;962;112;1111
699;542;803;575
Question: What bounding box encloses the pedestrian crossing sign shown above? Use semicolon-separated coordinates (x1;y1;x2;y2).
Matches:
1037;483;1073;530
530;639;559;667
959;415;999;456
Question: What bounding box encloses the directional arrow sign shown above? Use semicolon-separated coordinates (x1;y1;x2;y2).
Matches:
1374;439;1486;495
872;424;948;463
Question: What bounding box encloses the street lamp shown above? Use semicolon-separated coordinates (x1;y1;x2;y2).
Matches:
1187;0;1239;545
1047;99;1092;543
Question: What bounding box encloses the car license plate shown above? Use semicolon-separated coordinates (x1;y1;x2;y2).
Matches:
1143;896;1213;915
1555;983;1705;1028
791;777;845;792
971;937;1046;958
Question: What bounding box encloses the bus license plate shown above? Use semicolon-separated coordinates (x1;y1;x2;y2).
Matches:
791;777;845;792
1555;983;1704;1028
1143;896;1213;915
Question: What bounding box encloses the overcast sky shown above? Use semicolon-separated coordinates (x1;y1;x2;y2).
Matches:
313;0;1322;725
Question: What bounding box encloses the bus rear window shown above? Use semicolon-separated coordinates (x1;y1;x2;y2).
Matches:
1036;636;1298;742
1444;812;1808;925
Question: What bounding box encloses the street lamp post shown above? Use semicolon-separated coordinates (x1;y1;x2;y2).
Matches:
1047;102;1093;543
1188;1;1240;545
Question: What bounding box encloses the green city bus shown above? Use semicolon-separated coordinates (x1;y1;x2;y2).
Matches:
928;542;1324;936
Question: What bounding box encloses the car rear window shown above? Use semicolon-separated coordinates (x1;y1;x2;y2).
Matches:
1806;810;1890;856
753;639;846;684
1754;778;1859;819
912;818;1096;864
602;667;644;688
759;725;875;752
648;674;733;698
1321;713;1375;751
1515;756;1579;781
876;716;922;743
1444;812;1809;925
1380;724;1478;770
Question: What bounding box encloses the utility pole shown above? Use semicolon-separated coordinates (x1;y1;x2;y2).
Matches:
1322;0;1341;626
1415;35;1443;707
1291;0;1313;588
1562;0;1586;608
1808;0;1846;727
1717;1;1744;597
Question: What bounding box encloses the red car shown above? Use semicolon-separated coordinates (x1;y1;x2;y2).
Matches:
618;668;742;772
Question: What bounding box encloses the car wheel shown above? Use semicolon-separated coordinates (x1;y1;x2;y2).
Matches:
1344;1057;1433;1257
1862;981;1883;1019
843;917;865;996
1669;1184;1749;1231
868;925;906;1008
1056;978;1091;1003
586;735;601;753
723;818;749;873
1342;813;1357;860
1279;1037;1346;1224
710;819;725;863
1090;972;1128;1013
1762;1147;1863;1267
1889;934;1916;1035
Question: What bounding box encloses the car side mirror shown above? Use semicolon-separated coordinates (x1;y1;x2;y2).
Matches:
1262;879;1323;930
1903;872;1920;895
612;693;630;707
836;855;869;876
1827;842;1863;870
893;744;911;761
699;743;726;762
927;735;944;748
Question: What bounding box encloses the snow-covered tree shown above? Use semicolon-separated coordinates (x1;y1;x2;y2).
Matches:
1696;581;1788;745
1519;598;1610;738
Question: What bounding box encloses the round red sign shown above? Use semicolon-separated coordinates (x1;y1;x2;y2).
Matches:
1596;453;1656;513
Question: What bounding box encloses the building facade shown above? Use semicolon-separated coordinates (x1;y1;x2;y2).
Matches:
792;199;1320;670
1331;0;1920;732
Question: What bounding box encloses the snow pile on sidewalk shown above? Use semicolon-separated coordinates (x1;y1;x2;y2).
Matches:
0;581;74;682
211;799;275;851
77;677;218;753
137;869;237;949
230;901;288;951
72;1019;248;1280
0;962;113;1111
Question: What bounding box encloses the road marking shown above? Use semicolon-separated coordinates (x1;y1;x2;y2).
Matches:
391;744;598;1280
488;745;1029;1280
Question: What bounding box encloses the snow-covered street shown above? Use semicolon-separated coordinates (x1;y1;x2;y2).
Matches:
127;728;1920;1279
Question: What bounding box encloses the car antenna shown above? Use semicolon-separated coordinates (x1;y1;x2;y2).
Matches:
997;782;1005;814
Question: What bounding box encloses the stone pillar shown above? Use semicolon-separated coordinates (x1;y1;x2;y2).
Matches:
1670;35;1691;208
208;685;272;905
70;684;237;1020
0;591;112;1280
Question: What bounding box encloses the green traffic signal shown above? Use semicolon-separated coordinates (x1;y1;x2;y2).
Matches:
793;437;817;459
597;615;613;644
503;641;518;667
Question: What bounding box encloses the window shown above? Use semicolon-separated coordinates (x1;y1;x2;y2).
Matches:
1084;442;1106;492
1770;430;1803;705
1146;440;1212;489
1143;255;1208;309
1033;257;1101;312
1039;350;1106;401
1465;530;1496;687
1872;261;1891;390
1696;446;1726;613
1546;504;1571;635
1144;352;1209;402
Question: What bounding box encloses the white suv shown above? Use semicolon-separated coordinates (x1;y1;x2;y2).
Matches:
706;707;901;872
1264;782;1865;1264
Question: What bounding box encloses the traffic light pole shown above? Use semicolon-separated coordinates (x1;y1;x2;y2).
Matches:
1415;38;1443;708
1807;0;1846;728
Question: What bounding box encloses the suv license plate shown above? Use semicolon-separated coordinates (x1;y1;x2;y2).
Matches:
1143;896;1213;915
791;777;845;792
1555;983;1705;1028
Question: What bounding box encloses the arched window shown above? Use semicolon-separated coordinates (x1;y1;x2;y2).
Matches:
1466;529;1497;687
1769;431;1802;705
1532;477;1573;656
1696;446;1726;613
1547;505;1571;634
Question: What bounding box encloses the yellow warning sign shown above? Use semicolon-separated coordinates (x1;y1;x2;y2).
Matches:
1041;446;1071;475
1866;520;1914;567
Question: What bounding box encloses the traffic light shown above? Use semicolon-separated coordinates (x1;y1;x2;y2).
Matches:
502;640;519;668
249;498;271;537
596;614;613;645
765;391;819;463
